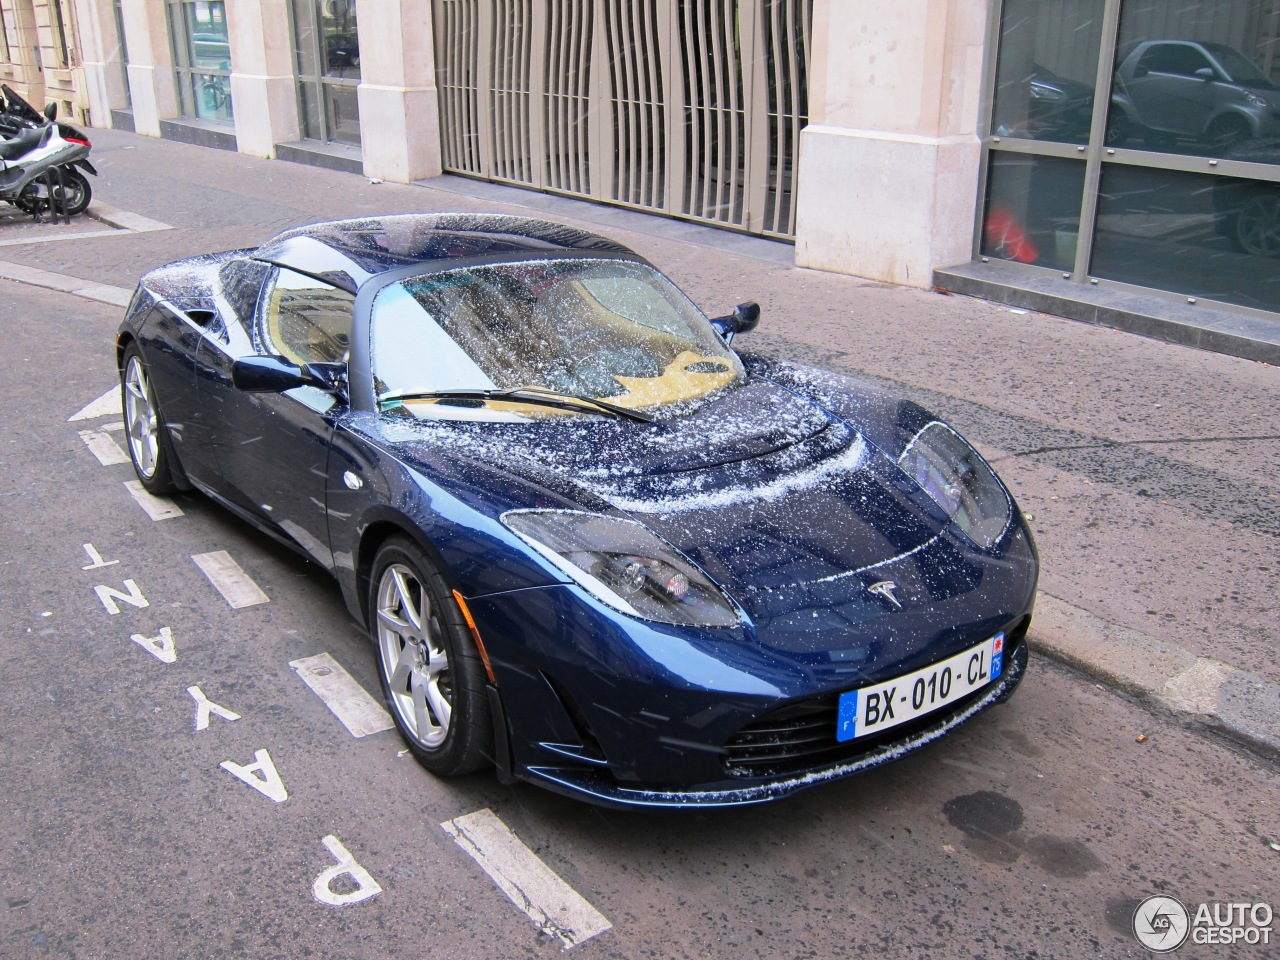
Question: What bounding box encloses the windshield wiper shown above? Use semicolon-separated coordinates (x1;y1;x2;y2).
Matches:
378;386;655;423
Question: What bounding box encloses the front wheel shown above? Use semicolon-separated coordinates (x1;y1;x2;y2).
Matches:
1233;192;1280;257
370;537;492;776
121;345;179;493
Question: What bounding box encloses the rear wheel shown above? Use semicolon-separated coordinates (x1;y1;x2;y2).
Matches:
1233;192;1280;257
370;537;492;776
121;345;179;494
50;168;91;215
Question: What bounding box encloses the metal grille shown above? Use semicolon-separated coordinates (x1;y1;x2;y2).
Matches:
432;0;811;240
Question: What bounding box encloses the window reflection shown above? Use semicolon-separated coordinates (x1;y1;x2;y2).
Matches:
982;153;1086;272
170;0;233;123
990;0;1104;144
292;0;361;145
1091;165;1280;311
1108;1;1280;158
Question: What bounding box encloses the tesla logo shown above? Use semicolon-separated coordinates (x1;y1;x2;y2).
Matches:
867;581;902;609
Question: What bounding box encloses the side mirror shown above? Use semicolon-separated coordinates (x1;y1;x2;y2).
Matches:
1194;66;1216;81
43;102;57;121
232;355;340;394
709;301;761;344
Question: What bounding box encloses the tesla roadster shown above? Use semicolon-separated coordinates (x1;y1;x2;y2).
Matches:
117;214;1038;808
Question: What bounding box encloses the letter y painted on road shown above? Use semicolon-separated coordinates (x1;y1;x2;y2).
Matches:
188;684;240;730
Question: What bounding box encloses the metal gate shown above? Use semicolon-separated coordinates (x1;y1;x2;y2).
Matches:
433;0;811;239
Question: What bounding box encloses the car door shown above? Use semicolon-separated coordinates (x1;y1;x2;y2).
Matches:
1129;42;1217;136
196;266;355;569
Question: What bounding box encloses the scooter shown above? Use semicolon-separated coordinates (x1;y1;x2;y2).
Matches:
0;84;95;217
0;121;95;220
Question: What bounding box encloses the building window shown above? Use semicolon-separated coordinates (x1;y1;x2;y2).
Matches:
979;0;1280;316
113;0;132;107
168;0;233;123
291;0;361;145
48;0;70;67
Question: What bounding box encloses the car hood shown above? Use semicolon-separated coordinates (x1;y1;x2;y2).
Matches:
375;377;956;606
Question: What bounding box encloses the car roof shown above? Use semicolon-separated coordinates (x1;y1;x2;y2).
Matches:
251;213;644;293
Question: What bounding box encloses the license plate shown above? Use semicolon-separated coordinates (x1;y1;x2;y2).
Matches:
836;633;1004;742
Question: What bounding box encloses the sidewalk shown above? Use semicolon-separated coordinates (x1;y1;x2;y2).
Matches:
4;126;1277;760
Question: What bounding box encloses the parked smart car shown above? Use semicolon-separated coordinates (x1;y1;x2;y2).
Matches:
1110;40;1280;151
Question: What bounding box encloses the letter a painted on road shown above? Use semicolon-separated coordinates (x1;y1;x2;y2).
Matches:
132;627;177;664
312;835;383;906
219;748;287;803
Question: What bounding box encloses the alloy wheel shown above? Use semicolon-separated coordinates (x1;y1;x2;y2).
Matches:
123;356;160;479
376;562;453;748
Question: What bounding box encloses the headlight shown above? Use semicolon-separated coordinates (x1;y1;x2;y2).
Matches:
897;422;1012;548
502;510;742;627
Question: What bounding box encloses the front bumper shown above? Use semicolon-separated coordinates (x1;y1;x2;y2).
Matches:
513;637;1029;809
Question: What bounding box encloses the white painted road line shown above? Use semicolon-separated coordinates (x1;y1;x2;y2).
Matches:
192;551;269;608
441;808;612;949
68;386;122;422
124;480;185;520
289;653;394;738
79;428;130;465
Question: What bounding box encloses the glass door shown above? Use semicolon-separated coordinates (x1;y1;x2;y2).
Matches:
169;0;233;123
291;0;361;145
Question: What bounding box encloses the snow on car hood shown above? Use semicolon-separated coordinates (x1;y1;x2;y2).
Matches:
375;377;950;599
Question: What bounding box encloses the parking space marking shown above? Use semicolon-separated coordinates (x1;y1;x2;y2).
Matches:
188;685;241;729
441;808;612;949
79;428;130;465
312;836;383;906
94;578;149;615
132;627;178;664
289;653;394;738
68;386;121;422
220;748;287;803
124;480;184;520
192;551;269;608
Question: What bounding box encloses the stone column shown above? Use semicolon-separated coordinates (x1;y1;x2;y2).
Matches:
795;0;989;287
120;0;178;136
69;0;128;127
226;0;298;157
356;0;441;182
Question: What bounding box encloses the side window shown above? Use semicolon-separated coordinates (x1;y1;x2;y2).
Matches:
259;267;355;364
218;258;268;323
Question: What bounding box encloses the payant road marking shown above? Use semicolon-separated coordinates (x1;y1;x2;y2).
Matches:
312;836;383;906
94;578;149;615
289;652;394;738
132;627;177;664
188;685;241;730
191;551;269;608
124;480;184;520
441;808;612;949
78;427;130;465
220;748;287;803
81;543;118;569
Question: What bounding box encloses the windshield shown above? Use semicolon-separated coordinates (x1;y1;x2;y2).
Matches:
370;258;744;417
1206;44;1276;89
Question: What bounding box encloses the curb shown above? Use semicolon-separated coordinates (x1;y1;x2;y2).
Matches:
1028;593;1280;761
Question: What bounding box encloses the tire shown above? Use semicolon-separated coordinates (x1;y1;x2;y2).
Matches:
50;168;91;215
370;536;492;776
1104;109;1129;147
121;344;180;494
1207;115;1250;155
1232;192;1280;258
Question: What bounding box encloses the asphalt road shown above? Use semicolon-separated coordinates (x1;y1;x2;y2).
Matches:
2;275;1278;959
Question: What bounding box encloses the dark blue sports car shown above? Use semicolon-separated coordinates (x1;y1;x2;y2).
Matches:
117;214;1038;808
